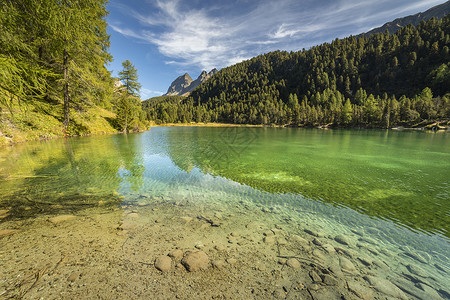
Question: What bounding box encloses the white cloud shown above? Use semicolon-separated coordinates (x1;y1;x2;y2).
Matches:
140;88;164;99
110;0;445;70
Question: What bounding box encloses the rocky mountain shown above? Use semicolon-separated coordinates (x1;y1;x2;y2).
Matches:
360;0;450;37
164;68;219;96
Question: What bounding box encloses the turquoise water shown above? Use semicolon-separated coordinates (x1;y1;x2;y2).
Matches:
0;127;449;297
0;128;448;238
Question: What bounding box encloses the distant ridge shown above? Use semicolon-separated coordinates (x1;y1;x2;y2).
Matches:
164;69;219;96
360;0;450;37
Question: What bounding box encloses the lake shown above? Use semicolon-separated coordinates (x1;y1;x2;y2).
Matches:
0;127;449;299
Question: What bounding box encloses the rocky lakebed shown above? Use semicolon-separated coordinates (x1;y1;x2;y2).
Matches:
0;192;449;299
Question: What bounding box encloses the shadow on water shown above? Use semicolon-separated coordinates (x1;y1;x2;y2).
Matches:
164;127;450;238
0;133;145;220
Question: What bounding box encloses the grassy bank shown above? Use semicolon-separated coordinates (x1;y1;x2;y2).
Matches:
0;100;119;147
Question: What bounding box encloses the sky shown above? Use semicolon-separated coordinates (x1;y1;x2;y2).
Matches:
106;0;445;99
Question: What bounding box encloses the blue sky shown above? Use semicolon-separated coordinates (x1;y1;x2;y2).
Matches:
106;0;444;99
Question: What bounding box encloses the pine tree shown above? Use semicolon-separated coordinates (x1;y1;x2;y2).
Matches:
119;60;141;97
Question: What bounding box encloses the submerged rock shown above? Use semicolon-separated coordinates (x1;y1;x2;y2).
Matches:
286;258;301;270
334;235;350;245
339;256;356;272
168;249;183;260
347;281;374;300
181;251;209;272
364;275;408;300
155;255;172;272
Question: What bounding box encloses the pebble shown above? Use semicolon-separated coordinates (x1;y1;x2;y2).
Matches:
168;249;183;260
278;258;287;265
312;249;325;262
264;231;274;237
67;272;80;282
48;215;76;224
181;251;209;272
309;284;321;291
195;242;205;249
155;255;172;272
334;235;350;245
226;258;237;265
310;270;322;283
322;244;336;254
347;281;374;300
286;258;301;270
339;256;356;272
212;260;226;269
214;245;226;252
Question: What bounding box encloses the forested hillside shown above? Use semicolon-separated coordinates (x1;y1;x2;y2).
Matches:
0;0;146;145
146;16;450;128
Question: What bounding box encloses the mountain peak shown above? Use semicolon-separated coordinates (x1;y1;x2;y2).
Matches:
164;69;219;96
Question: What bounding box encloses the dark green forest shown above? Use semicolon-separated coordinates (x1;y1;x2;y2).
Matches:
0;0;146;144
145;16;450;128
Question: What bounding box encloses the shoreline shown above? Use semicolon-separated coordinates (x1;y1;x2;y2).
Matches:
1;121;447;148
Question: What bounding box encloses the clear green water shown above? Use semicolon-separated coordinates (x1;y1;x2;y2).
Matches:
0;128;449;237
0;127;449;287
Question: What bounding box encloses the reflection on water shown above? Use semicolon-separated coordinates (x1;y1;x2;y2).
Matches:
163;127;449;238
0;127;449;298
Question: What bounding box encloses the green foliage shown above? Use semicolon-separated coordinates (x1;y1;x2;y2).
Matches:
118;60;141;97
0;0;119;140
143;16;450;127
114;61;146;133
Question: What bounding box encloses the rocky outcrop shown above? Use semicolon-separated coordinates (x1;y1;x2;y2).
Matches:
360;1;450;37
164;69;218;96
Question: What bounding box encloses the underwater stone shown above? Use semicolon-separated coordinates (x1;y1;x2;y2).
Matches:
364;275;408;300
169;249;183;260
322;244;336;254
155;255;172;272
339;256;356;272
286;258;301;270
212;260;226;269
310;270;322;282
347;281;374;300
181;251;209;272
334;235;350;245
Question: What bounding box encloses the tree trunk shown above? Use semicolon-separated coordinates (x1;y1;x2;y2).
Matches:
63;48;70;130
